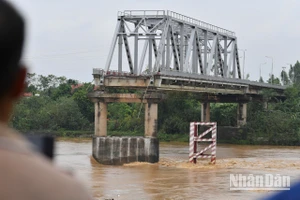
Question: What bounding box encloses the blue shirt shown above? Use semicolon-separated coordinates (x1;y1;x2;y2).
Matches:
264;182;300;200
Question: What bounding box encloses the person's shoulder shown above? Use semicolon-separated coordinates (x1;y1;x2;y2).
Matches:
263;182;300;200
0;148;92;200
0;128;92;200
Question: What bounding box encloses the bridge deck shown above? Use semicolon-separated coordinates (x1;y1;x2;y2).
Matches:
94;69;286;97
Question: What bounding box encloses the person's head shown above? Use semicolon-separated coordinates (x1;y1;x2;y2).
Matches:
0;0;26;123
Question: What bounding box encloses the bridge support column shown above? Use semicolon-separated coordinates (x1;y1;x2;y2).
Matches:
201;103;210;122
95;101;107;136
145;103;158;137
88;92;164;165
264;101;268;110
237;103;247;127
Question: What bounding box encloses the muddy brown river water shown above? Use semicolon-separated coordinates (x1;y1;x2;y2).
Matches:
54;138;300;200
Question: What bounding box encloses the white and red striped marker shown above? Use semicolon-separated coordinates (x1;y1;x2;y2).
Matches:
189;122;217;164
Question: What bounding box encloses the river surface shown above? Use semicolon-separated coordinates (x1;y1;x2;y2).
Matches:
54;138;300;200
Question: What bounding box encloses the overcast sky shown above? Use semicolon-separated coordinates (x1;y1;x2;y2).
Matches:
8;0;300;82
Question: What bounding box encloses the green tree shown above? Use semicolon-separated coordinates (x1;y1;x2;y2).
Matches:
259;77;264;83
12;96;52;131
44;97;89;131
245;74;250;80
281;70;290;85
49;83;72;100
267;75;280;85
72;83;94;123
25;73;38;93
289;61;300;85
12;74;91;132
158;92;201;134
210;103;237;126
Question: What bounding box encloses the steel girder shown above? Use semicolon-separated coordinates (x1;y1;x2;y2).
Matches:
105;10;242;79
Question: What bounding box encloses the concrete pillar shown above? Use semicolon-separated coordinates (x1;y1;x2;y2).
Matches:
93;75;101;90
201;102;210;122
145;103;158;137
93;137;159;165
263;101;268;110
237;103;247;126
95;101;107;136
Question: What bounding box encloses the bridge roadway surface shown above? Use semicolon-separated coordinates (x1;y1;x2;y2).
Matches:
93;69;286;102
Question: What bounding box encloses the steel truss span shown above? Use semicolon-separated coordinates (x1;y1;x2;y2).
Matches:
105;10;242;79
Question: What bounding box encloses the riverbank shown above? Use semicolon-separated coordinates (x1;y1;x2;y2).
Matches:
22;127;300;146
23;130;189;142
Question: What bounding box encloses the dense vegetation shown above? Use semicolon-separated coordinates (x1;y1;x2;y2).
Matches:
11;61;300;145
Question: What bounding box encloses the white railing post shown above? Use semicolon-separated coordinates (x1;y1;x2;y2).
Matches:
211;123;217;164
189;122;195;163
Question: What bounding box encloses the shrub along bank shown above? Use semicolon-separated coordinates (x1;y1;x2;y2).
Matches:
14;63;300;145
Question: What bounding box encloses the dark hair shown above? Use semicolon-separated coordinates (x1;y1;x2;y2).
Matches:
0;0;25;97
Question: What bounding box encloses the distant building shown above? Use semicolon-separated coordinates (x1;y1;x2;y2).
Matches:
23;93;33;97
94;85;99;90
71;84;84;92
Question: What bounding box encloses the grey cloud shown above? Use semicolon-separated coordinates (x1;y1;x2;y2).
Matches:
8;0;300;82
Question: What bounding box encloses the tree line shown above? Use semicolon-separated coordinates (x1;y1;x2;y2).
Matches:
11;61;300;145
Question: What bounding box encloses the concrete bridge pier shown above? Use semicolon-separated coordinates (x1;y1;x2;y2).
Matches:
237;103;247;127
94;101;107;137
201;102;211;122
145;103;158;137
200;99;248;127
264;101;268;110
88;92;163;165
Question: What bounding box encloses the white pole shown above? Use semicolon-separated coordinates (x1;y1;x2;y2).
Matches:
189;122;195;163
239;49;246;79
266;56;273;84
259;62;266;81
282;66;286;85
272;58;274;84
243;50;246;79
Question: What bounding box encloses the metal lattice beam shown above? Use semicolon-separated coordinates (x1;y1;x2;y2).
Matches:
105;10;241;79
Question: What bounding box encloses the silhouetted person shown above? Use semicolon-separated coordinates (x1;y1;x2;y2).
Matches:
0;1;92;199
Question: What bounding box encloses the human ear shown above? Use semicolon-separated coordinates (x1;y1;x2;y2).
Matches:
9;66;27;100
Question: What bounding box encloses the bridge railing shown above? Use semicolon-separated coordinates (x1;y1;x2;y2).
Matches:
166;11;235;37
118;10;235;37
93;69;152;77
118;10;166;17
158;69;285;90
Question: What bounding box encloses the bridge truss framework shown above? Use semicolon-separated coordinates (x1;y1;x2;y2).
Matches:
105;10;242;79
